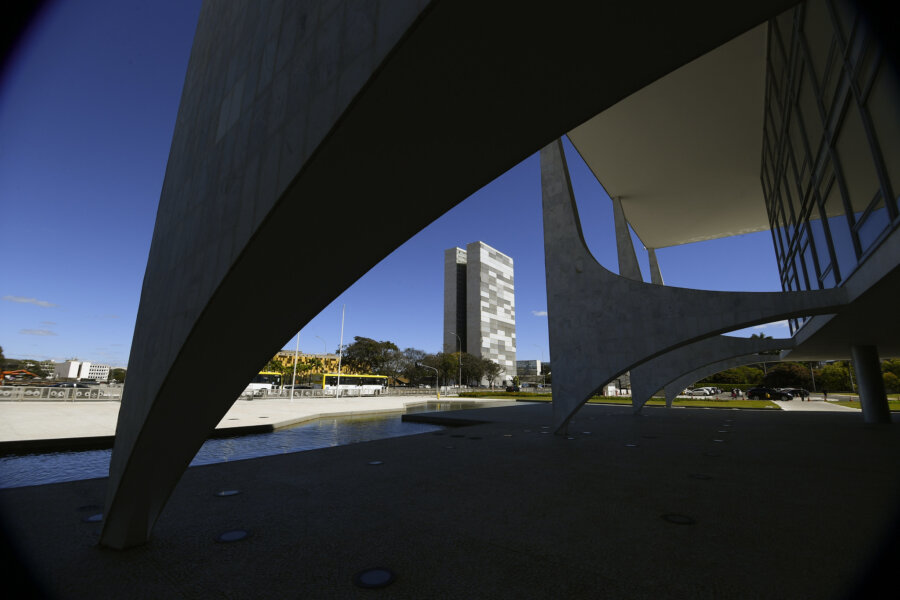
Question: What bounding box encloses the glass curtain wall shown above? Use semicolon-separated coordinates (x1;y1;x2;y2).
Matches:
761;0;900;333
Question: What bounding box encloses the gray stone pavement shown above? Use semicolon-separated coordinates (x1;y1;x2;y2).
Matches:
1;402;898;599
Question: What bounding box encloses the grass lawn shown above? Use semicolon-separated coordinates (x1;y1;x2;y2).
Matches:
827;400;900;411
459;392;779;409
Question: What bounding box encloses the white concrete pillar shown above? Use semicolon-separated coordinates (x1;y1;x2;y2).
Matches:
850;345;892;424
648;248;664;285
611;196;642;281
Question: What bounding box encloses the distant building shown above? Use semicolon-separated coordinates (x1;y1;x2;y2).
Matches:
271;351;358;378
54;360;110;381
516;359;543;377
443;241;516;384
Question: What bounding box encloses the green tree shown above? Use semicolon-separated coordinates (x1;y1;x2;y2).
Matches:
817;363;851;392
882;359;900;379
342;336;400;375
762;362;812;389
110;368;127;383
883;372;900;394
482;358;503;389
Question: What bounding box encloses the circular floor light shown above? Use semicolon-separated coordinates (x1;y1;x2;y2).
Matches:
353;567;395;589
215;490;241;497
368;461;384;465
713;439;725;443
661;513;695;525
82;513;103;523
625;443;639;447
216;529;249;543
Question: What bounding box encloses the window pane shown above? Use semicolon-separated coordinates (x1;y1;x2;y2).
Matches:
821;265;836;288
809;208;832;272
857;198;889;251
836;103;880;214
822;180;858;281
802;0;834;84
803;241;818;288
865;63;900;208
798;66;824;160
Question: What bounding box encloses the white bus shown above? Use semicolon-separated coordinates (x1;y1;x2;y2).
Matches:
243;371;282;396
310;373;387;393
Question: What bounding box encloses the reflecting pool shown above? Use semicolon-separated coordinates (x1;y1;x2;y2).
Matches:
0;400;510;488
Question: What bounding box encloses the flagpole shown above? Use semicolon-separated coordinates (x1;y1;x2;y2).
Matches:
336;304;345;398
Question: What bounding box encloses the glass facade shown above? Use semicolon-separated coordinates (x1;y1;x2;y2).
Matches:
761;0;900;332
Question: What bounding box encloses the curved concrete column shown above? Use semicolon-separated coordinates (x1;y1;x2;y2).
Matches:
101;0;809;549
664;354;778;407
630;335;793;412
540;138;847;433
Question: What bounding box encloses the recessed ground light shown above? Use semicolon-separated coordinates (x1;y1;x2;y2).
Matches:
368;461;383;465
582;431;591;435
215;490;240;497
717;430;731;433
625;443;639;447
81;513;102;523
216;529;249;543
661;514;695;525
566;436;575;440
540;431;551;434
713;439;725;443
353;567;395;589
503;434;512;437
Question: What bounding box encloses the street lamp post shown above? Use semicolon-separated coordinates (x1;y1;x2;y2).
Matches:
417;363;440;400
448;331;462;390
289;331;300;402
533;344;544;387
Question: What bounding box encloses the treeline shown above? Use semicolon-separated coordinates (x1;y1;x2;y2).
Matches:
334;336;505;387
698;359;900;393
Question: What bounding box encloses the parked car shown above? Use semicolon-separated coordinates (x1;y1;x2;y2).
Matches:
780;387;808;399
746;387;793;400
50;382;92;388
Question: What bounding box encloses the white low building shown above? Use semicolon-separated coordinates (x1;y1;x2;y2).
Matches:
53;360;111;381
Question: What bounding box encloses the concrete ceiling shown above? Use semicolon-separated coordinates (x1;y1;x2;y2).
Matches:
568;24;770;249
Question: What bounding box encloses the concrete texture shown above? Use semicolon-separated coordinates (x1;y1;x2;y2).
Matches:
540;138;848;433
630;336;794;412
109;0;802;549
612;196;642;281
2;402;899;599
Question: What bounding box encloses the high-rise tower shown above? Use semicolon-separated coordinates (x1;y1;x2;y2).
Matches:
443;241;516;384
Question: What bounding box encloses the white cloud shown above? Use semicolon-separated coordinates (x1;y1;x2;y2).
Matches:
19;329;58;336
531;310;548;317
752;320;788;330
3;295;57;308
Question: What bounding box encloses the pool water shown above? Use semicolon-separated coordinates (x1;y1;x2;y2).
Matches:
0;400;509;489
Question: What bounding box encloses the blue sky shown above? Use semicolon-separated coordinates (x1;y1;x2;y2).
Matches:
0;0;788;369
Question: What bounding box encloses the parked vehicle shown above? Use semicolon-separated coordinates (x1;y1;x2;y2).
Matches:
780;387;808;399
50;382;92;388
746;387;793;400
506;385;520;392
